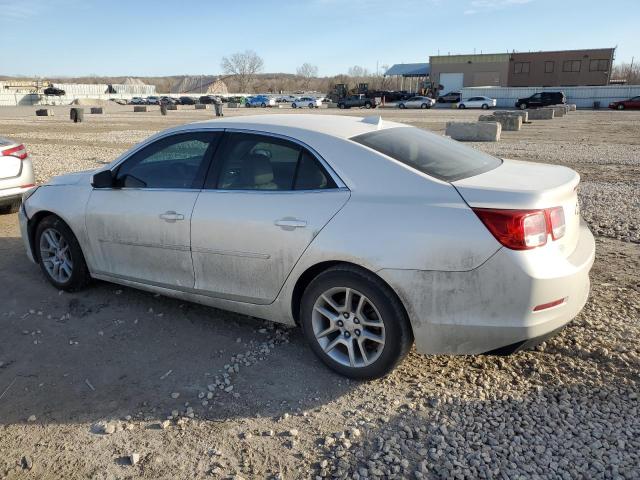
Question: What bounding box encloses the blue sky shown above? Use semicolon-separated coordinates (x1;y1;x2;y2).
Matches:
1;0;638;77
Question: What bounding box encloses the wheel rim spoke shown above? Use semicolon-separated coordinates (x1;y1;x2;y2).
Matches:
311;286;385;369
39;227;73;284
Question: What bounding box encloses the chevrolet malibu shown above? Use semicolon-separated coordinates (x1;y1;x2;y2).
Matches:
19;114;595;379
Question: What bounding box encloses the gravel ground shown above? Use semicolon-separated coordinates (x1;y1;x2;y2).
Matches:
0;105;638;479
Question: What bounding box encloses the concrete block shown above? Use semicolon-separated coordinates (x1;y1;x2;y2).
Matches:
526;108;554;120
166;104;177;110
327;102;339;109
133;106;147;112
568;104;577;111
90;107;103;114
550;106;565;117
494;110;528;123
70;107;84;123
194;104;206;110
479;114;522;131
35;109;53;116
445;121;501;142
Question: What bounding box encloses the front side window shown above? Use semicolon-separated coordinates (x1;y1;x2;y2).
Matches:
213;133;336;191
115;132;219;189
351;127;502;182
530;93;542;100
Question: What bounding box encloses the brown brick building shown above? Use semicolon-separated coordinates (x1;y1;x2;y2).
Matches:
508;48;615;87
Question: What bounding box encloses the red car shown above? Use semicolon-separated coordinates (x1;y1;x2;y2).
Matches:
609;96;640;110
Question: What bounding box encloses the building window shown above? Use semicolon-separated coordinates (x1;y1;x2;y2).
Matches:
589;59;609;72
513;62;530;74
563;60;581;73
544;61;554;73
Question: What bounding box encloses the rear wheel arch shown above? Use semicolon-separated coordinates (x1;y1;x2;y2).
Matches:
290;261;410;328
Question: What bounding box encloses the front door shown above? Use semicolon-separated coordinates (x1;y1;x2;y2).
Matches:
190;132;349;304
85;131;221;288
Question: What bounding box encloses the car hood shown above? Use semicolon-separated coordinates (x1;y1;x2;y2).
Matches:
45;169;96;186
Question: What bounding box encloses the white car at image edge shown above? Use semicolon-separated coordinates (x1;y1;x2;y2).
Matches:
18;114;595;379
1;137;35;214
458;96;497;109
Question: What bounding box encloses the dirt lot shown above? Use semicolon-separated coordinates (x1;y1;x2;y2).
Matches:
0;105;638;479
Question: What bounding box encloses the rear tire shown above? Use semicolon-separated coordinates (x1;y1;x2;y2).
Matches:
338;103;345;109
292;103;297;109
364;102;372;109
0;201;20;215
398;103;405;109
300;265;413;379
35;215;90;292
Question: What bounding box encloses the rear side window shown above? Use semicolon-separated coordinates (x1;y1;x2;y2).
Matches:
351;127;502;182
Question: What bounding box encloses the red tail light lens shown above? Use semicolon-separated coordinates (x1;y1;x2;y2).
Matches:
473;208;547;250
2;144;28;160
547;206;566;240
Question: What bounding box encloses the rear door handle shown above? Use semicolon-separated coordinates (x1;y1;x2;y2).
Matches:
159;211;184;222
275;218;307;230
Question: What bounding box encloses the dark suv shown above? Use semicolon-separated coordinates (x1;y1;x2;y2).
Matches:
515;91;565;110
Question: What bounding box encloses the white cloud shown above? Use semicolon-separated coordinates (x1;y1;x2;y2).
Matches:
464;0;534;14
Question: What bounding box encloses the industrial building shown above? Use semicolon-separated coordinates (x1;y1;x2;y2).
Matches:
430;48;616;94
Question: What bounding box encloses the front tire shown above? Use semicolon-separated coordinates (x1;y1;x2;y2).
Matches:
458;103;466;109
481;104;489;109
338;103;345;109
519;103;527;110
35;215;90;291
398;103;405;109
617;104;625;110
364;102;372;109
300;265;413;379
292;103;297;109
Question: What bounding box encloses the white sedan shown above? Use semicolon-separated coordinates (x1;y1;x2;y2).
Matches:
397;96;436;109
458;96;497;109
19;114;594;379
291;97;322;108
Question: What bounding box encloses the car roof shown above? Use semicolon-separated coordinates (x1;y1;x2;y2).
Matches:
185;114;408;140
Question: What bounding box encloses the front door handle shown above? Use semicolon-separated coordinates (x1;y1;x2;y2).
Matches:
159;211;185;222
275;218;307;230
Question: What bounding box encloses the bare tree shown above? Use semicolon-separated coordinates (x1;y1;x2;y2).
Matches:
221;50;264;93
611;61;640;84
296;63;319;90
347;65;371;78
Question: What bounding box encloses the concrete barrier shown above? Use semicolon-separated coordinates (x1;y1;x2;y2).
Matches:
445;121;501;142
526;108;554;120
494;110;528;123
327;103;339;109
568;104;577;111
133;106;147;112
35;109;53;116
70;108;84;123
550;106;565;117
166;104;178;111
479;114;522;131
90;107;103;114
194;104;206;110
227;102;240;108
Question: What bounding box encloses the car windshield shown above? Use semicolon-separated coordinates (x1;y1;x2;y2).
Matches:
351;127;502;182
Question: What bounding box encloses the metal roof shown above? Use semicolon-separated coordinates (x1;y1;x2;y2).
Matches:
384;63;430;77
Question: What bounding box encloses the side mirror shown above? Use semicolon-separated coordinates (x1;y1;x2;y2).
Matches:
92;170;115;189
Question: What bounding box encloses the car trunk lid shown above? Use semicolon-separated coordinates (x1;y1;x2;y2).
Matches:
453;158;581;256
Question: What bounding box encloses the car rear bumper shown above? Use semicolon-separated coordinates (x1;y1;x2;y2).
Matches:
379;220;595;355
0;185;32;206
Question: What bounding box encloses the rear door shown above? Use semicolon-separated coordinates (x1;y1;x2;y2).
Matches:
629;96;640;109
190;131;350;304
85;131;221;287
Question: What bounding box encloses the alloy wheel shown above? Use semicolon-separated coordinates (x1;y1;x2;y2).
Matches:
39;228;73;283
311;287;385;368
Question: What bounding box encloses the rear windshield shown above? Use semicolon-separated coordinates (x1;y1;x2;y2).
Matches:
351;127;502;182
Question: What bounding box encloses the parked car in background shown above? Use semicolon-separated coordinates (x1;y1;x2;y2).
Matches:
291;97;322;109
146;96;160;105
608;96;640;110
109;98;128;105
199;95;218;105
458;96;497;110
43;87;65;96
515;91;565;110
179;96;196;105
160;96;178;105
337;95;378;109
130;97;146;105
18;114;595;379
276;95;296;103
0;137;35;214
397;96;435;109
437;91;461;103
245;95;276;108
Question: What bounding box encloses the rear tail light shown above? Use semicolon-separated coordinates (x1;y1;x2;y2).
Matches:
547;206;566;240
1;144;28;160
473;206;566;250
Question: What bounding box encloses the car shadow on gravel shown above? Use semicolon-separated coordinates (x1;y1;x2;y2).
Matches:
0;235;356;426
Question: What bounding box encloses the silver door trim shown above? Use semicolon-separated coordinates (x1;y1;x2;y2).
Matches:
191;246;271;259
97;238;191;252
